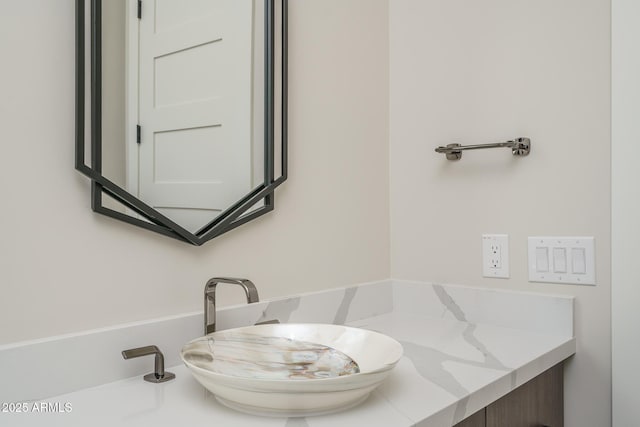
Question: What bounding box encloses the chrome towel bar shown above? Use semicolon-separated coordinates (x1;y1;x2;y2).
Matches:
435;137;531;160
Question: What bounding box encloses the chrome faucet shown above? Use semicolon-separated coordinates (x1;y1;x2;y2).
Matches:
204;277;259;335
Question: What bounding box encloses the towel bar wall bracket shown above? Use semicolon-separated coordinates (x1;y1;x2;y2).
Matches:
435;137;531;161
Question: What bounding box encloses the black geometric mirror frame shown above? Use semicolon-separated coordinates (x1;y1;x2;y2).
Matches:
75;0;288;246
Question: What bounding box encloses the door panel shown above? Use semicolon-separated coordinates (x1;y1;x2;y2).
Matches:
138;0;254;233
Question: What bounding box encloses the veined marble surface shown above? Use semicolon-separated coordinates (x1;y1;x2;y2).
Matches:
182;334;361;380
0;281;575;426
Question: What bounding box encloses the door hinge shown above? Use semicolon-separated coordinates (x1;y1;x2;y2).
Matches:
137;0;142;19
136;125;141;144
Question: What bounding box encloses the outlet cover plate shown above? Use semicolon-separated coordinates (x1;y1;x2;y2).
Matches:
527;236;596;286
482;234;509;278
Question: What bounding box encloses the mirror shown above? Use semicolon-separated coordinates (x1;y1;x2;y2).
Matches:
75;0;287;246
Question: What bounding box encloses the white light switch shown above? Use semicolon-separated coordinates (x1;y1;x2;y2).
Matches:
528;237;595;286
535;247;549;272
572;248;586;274
553;248;567;273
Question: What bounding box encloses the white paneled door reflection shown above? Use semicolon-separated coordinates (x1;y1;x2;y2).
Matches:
135;0;254;233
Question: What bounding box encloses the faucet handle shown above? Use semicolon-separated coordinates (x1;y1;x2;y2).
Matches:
122;345;175;383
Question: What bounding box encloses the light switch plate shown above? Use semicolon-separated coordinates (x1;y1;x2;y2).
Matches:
528;237;595;285
482;234;509;278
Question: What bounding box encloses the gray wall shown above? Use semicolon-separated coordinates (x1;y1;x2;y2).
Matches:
612;0;640;424
101;0;126;189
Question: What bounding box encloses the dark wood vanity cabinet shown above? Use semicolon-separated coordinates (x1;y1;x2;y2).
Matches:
455;409;486;427
454;363;563;427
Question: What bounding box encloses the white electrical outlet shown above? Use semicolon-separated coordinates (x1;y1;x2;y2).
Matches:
489;243;502;268
482;234;509;278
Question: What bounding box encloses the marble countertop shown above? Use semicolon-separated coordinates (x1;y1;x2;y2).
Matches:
2;304;575;427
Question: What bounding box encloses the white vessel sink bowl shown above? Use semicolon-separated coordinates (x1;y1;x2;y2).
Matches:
180;323;403;417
